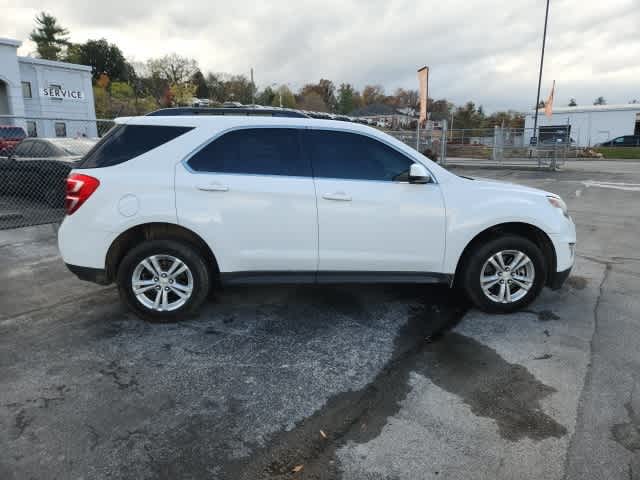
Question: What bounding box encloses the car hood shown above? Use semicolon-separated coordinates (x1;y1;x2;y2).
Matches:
463;176;556;198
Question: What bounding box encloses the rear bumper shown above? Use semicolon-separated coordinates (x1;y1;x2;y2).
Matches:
548;266;572;290
65;263;111;285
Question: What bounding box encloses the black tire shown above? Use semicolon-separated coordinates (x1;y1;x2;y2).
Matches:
460;235;547;314
117;239;211;322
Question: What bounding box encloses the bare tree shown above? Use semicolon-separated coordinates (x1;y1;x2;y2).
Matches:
147;54;198;84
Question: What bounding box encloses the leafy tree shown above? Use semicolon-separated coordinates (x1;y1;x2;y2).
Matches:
299;79;337;112
30;12;69;60
190;70;209;99
222;74;256;104
170;83;197;106
205;73;226;102
362;85;385;105
147;54;198;84
271;85;296;108
257;86;276;106
593;96;606;105
568;98;577;106
65;39;132;82
298;91;327;112
337;83;356;114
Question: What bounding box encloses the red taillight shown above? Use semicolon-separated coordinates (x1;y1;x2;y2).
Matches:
65;173;100;215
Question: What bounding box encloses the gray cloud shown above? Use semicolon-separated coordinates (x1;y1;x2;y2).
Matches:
4;0;639;111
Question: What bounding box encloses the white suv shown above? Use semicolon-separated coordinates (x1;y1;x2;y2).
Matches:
58;114;576;321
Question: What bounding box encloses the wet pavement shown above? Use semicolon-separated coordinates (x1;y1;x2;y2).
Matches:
1;160;640;479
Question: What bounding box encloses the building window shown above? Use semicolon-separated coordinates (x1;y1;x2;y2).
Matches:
50;83;63;101
54;122;67;137
26;121;37;137
21;81;32;98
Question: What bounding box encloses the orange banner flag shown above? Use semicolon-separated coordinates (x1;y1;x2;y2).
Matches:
544;80;555;119
417;66;429;125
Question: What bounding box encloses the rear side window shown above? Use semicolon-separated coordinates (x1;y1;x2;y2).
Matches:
305;130;413;181
187;128;310;177
78;124;193;168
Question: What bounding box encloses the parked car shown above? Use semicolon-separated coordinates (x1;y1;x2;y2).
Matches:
58;115;576;321
0;137;96;206
596;135;640;147
0;126;26;156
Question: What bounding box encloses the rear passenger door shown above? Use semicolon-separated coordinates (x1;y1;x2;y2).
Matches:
304;129;446;276
175;127;318;278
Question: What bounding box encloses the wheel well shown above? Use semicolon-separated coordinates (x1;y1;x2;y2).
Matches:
105;223;219;282
453;222;556;286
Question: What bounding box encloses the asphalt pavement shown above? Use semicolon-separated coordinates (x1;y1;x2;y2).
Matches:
1;160;639;480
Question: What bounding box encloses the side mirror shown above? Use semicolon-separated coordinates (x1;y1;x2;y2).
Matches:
409;163;431;184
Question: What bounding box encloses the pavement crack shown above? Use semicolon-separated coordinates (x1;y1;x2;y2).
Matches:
562;261;611;480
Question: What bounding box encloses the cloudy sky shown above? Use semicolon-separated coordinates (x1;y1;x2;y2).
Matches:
3;0;639;112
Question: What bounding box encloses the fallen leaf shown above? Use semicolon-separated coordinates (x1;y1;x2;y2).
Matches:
292;465;304;473
320;430;327;439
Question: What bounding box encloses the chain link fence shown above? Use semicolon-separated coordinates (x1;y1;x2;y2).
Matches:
1;115;572;231
446;127;571;168
0;116;114;230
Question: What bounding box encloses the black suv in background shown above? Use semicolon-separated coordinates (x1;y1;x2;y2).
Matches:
597;135;640;147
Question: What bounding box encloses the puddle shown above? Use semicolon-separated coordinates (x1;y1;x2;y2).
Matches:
221;289;565;479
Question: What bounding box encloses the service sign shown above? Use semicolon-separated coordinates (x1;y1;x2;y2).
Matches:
39;87;85;100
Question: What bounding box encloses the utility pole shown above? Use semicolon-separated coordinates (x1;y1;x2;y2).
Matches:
532;0;550;146
250;68;255;105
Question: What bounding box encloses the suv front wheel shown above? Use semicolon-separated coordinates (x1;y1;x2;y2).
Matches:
117;239;211;322
461;235;547;313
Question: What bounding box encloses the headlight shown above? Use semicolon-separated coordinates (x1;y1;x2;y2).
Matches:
547;196;569;218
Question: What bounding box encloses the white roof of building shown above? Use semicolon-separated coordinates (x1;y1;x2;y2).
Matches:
526;104;640;116
0;38;22;48
18;55;92;73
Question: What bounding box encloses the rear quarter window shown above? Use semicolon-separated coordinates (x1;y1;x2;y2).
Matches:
78;124;193;168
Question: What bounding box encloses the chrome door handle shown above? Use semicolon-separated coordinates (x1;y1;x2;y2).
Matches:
322;192;352;201
197;183;229;192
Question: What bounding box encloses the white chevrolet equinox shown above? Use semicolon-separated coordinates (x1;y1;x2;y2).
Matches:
58;113;576;321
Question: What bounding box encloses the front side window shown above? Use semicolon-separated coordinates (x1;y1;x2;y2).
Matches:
305;130;413;181
78;124;193;168
55;122;67;137
188;128;310;177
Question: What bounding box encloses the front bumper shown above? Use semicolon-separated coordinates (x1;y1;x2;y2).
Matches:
548;266;572;290
65;263;111;285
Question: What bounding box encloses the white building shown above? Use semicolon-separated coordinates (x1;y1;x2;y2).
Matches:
524;104;640;147
0;37;97;138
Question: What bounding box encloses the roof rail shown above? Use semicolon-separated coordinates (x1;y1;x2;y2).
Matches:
146;107;310;118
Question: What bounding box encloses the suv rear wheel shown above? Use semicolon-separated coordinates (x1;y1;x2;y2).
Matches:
117;239;211;322
461;235;546;313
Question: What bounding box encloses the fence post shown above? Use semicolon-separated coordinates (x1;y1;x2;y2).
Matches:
492;126;498;162
440;119;447;166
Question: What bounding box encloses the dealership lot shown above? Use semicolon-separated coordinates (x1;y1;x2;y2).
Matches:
1;162;639;480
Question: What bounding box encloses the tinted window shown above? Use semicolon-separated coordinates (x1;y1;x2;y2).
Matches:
0;127;26;139
79;124;193;168
188;128;309;176
306;130;413;181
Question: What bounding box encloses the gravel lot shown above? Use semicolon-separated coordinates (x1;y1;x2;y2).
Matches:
1;161;639;480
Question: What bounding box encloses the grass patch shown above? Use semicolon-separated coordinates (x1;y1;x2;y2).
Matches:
594;147;640;159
